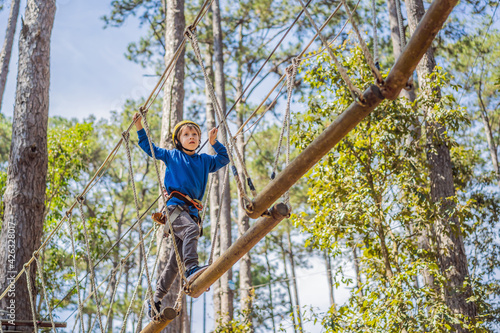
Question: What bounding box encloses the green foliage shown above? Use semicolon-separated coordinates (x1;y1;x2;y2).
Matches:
291;41;491;331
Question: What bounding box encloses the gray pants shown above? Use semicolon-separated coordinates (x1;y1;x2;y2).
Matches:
155;205;200;300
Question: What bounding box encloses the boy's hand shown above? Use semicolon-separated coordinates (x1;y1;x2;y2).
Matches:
133;112;143;130
209;128;218;145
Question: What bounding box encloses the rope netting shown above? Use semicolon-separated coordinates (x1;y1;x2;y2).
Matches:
0;0;386;329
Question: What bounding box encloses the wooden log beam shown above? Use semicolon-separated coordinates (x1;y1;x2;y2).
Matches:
140;203;290;333
140;307;178;333
0;320;67;328
245;0;459;219
186;203;290;298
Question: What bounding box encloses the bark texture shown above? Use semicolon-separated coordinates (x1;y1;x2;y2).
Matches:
0;0;21;110
213;0;234;324
405;0;477;328
158;0;187;331
387;0;416;101
0;0;56;328
205;38;223;322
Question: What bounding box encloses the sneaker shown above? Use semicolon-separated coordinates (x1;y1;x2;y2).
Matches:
146;299;161;319
185;265;201;278
185;265;209;279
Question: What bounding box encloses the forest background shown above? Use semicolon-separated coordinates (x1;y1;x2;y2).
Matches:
0;0;499;332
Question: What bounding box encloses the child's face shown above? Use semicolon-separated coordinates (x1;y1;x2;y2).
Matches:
178;126;200;151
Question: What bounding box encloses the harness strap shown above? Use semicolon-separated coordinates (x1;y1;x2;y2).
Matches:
166;190;203;211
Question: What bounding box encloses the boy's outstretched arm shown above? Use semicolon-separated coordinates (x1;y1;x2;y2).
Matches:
133;112;144;131
208;127;230;172
134;112;167;161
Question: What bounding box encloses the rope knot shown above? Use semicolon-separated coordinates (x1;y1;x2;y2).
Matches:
65;210;72;218
33;250;39;258
76;195;85;204
138;106;147;117
184;25;197;39
122;131;130;141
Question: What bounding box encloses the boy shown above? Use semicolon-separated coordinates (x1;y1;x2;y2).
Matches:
133;112;229;318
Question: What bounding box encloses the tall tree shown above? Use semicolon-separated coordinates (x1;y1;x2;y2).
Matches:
234;22;253;331
157;0;188;331
212;0;234;325
0;0;20;110
405;0;477;329
0;0;56;328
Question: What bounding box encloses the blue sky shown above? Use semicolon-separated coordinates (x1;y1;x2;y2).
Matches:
0;0;151;119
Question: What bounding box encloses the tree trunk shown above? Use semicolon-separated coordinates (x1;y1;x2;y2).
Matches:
0;0;20;110
323;249;335;308
352;245;363;296
158;0;186;331
405;0;477;329
213;0;233;324
204;30;223;326
235;61;253;330
280;235;298;333
477;83;500;183
264;238;277;333
0;0;56;329
286;227;303;333
387;0;416;101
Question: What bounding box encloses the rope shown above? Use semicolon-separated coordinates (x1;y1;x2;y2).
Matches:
197;0;314;153
0;135;123;306
284;59;298;205
235;2;349;139
242;80;287;136
24;264;38;332
141;0;216;112
77;196;105;332
66;212;86;333
173;282;185;312
121;225;163;330
208;165;230;265
123;131;157;314
297;0;364;103
104;264;124;332
138;109;187;283
54;195;163;326
337;0;384;84
185;27;254;205
33;254;57;333
63;223;160;325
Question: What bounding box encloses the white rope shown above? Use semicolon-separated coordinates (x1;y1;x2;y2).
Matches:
77;197;105;332
185;27;255;203
34;255;57;333
296;0;364;103
66;212;86;333
208;165;230;265
121;225;162;331
123;131;157;314
24;264;38;332
102;264;124;332
138;109;187;282
338;0;384;84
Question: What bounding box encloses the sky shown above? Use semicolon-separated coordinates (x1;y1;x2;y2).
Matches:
0;1;348;332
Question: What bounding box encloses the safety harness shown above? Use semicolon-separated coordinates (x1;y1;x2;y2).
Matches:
152;190;204;236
